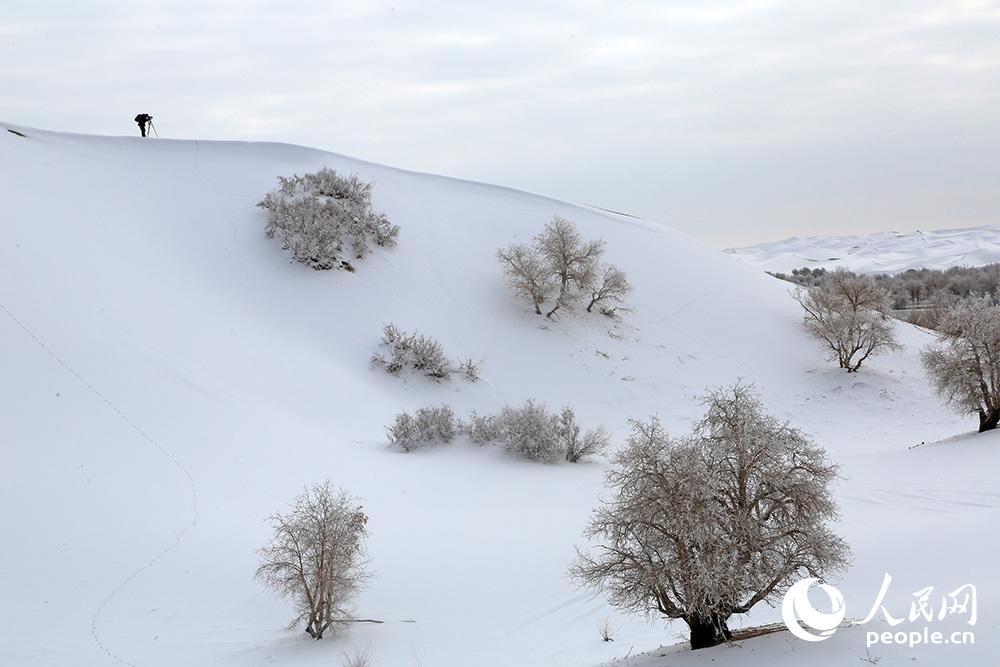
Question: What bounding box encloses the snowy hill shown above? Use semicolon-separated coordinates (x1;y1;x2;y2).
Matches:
727;226;1000;275
1;124;996;666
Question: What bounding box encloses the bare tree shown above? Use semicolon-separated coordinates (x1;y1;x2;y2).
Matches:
496;243;556;315
587;265;631;314
922;294;1000;432
573;384;848;650
536;216;605;317
256;482;370;639
497;216;630;318
558;407;610;462
794;268;899;372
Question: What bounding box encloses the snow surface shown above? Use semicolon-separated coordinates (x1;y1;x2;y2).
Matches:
727;226;1000;275
1;124;996;666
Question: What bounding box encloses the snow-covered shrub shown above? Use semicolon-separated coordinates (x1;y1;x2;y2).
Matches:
497;400;564;462
573;383;848;650
409;336;451;379
386;405;457;451
372;324;479;382
922;294;1000;432
415;405;457;443
391;402;605;462
259;168;399;271
385;412;419;450
462;410;505;445
458;402;607;462
793;268;900;372
256;482;369;639
457;358;482;383
497;216;631;318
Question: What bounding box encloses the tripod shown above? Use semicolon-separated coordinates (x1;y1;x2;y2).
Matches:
148;119;159;138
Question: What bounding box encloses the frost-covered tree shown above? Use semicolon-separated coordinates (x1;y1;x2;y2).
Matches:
496;243;556;315
587;265;631;314
921;294;1000;432
536;216;605;317
573;384;848;650
256;482;370;639
794;268;899;372
259;168;399;271
497;216;630;318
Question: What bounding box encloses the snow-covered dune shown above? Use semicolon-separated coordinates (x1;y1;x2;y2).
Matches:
1;124;995;666
727;226;1000;275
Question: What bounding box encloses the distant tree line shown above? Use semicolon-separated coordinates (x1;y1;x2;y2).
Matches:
771;264;1000;313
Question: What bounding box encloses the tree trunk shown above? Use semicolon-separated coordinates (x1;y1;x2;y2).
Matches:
686;613;731;650
979;408;1000;432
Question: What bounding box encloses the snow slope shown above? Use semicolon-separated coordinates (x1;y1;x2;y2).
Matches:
727;226;1000;274
0;124;996;666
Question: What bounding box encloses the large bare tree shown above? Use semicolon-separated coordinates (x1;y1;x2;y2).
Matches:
573;384;849;649
922;294;1000;432
256;482;370;639
794;268;899;372
535;216;604;316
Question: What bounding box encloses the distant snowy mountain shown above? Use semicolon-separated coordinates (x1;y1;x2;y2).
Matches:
727;226;1000;274
2;124;996;667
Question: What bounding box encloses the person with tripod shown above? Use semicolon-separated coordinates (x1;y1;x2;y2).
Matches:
134;113;155;137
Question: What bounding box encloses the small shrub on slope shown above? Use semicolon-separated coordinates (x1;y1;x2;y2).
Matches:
371;324;481;382
387;405;457;451
386;401;608;463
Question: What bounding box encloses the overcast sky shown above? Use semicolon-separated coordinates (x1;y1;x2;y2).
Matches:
4;0;1000;246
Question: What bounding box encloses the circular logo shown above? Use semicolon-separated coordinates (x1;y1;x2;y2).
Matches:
781;577;846;642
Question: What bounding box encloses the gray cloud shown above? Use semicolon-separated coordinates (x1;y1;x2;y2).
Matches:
3;0;999;245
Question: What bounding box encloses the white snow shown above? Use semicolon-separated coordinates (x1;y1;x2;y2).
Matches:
1;124;996;666
727;226;1000;275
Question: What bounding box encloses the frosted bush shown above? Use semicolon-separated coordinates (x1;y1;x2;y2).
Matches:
463;411;505;445
386;405;457;451
493;401;563;463
386;412;419;450
391;402;606;462
458;358;482;383
415;405;457;443
458;401;607;463
259;168;399;271
372;324;480;382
